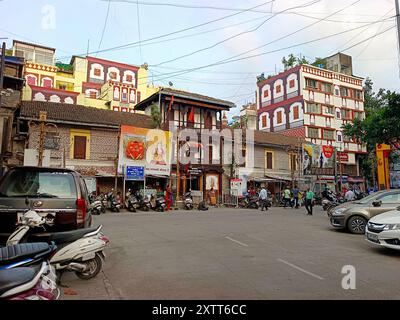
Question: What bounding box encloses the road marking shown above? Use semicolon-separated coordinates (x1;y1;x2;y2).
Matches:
277;258;324;280
225;236;248;247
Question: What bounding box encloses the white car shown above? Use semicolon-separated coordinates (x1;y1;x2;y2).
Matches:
365;207;400;250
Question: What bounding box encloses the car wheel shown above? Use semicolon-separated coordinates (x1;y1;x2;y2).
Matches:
347;216;367;234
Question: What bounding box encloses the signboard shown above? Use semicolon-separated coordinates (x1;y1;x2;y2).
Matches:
337;152;349;162
118;126;172;177
230;178;243;196
126;166;145;181
44;132;60;150
189;168;202;175
39;111;47;121
303;143;336;176
23;149;50;167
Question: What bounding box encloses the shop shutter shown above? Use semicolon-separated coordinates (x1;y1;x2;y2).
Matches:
74;136;87;159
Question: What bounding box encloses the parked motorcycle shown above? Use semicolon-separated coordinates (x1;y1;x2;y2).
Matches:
184;191;193;210
150;194;166;212
125;189;140;212
106;191;121;212
135;192;151;211
90;194;104;215
0;262;59;300
6;210;110;280
239;194;259;209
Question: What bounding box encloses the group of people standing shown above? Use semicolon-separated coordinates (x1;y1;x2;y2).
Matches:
256;185;316;215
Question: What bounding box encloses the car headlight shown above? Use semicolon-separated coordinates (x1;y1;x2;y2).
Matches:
333;208;347;215
383;224;400;231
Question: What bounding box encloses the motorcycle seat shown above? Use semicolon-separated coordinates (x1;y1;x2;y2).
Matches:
30;227;99;245
0;243;50;265
0;266;37;296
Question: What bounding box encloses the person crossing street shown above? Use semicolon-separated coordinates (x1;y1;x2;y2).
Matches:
305;188;315;215
259;186;268;212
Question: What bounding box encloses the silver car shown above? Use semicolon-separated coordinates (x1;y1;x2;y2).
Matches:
328;190;400;234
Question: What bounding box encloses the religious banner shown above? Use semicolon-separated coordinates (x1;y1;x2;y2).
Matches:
303;143;336;176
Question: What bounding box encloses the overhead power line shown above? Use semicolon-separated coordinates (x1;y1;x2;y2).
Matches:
56;0;274;60
151;0;322;67
136;23;396;86
95;0;112;56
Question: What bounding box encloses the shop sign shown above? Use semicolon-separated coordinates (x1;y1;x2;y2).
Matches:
126;166;145;180
337;152;349;162
303;143;336;176
189;168;202;175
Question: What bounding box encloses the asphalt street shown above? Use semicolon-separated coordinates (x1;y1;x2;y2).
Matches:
60;206;400;300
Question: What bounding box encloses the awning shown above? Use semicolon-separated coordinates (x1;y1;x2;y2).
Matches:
264;174;292;182
248;177;274;183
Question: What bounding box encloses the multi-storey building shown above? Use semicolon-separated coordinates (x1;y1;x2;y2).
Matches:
256;53;367;188
12;40;157;112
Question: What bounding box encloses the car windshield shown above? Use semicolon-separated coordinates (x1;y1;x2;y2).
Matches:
355;190;387;204
0;170;77;198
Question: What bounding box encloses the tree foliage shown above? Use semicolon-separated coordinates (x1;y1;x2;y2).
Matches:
150;103;161;129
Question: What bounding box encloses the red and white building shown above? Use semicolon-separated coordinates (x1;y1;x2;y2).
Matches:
256;55;367;186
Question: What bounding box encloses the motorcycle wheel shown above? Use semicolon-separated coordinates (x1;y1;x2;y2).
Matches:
75;255;103;280
101;207;106;213
143;206;149;212
128;206;136;212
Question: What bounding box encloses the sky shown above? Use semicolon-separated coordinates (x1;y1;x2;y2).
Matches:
0;0;398;118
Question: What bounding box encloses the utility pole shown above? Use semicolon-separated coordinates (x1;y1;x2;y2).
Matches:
37;111;47;167
395;0;400;77
0;42;6;174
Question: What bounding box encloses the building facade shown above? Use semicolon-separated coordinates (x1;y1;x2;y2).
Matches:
12;40;157;112
19;101;152;193
256;57;366;188
135;87;235;201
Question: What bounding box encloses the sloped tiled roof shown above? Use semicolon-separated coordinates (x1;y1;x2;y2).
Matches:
279;127;306;138
20;101;153;128
253;129;304;147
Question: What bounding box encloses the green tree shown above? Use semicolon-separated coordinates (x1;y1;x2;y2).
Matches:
282;54;297;70
312;57;327;68
150;103;161;129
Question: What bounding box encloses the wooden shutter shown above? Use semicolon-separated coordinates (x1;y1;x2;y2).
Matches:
277;111;282;124
293;106;299;120
74;136;87;159
266;152;273;169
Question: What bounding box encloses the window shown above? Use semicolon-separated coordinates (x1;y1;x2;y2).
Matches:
379;193;400;204
276;85;282;93
341;109;352;119
94;68;101;76
306;78;318;89
308;127;319;138
276;111;282;124
335;88;340;96
337;131;343;142
323;129;335;140
262;115;267;127
126;74;133;82
263;90;269;98
42;78;52;88
26;75;37;86
354;112;363;120
354;90;362;100
73;136;87;160
265;151;274;169
289;154;297;171
109;71;117;80
89;91;97;99
336;108;341;119
343;133;353;142
293;106;299;120
289;79;295;88
58;85;66;90
325;106;334;115
137;91;141;103
0;171;77;198
306;103;321;114
340;87;349;97
322;83;332;93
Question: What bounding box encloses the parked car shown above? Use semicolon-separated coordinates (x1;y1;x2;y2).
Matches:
327;190;400;234
365;207;400;250
0;166;92;241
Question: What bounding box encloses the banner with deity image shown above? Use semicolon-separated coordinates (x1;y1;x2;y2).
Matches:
302;143;336;176
118;125;172;176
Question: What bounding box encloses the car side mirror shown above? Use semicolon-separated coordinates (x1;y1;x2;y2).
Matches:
372;200;382;207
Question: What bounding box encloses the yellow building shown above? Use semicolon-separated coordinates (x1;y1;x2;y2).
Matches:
13;40;158;112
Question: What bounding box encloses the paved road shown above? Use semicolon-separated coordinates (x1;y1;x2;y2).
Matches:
61;206;400;300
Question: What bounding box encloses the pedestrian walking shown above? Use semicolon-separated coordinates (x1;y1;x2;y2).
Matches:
305;188;315;215
258;186;268;211
292;185;300;209
165;185;173;211
283;186;292;208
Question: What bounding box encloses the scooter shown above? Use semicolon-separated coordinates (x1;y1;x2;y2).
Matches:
184;191;193;210
0;262;59;300
125;190;140;212
135;192;151;211
106;192;121;212
90;194;104;215
150;194;166;212
6;210;110;280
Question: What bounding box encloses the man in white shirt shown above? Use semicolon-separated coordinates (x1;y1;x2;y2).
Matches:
345;188;355;201
259;187;268;211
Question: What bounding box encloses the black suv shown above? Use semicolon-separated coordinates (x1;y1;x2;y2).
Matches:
0;166;92;238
